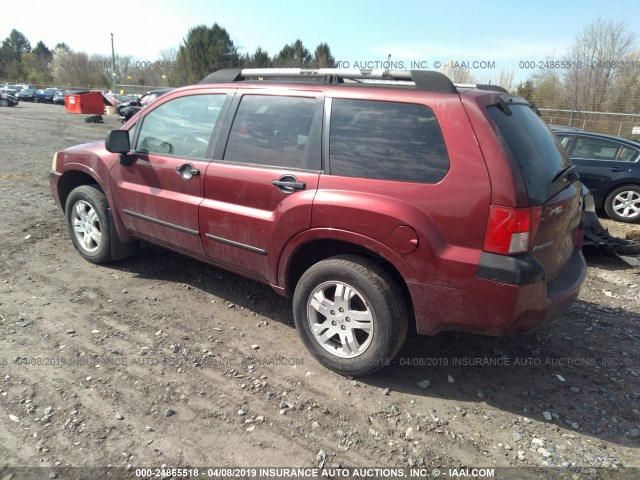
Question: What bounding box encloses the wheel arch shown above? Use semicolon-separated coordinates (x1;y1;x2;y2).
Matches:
57;170;102;214
603;181;640;204
280;235;415;326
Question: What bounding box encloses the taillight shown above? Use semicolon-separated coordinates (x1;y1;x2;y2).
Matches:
484;206;541;255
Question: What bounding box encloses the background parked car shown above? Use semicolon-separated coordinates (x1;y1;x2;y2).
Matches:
117;87;172;121
35;88;58;103
53;90;71;105
104;93;137;107
0;92;18;107
1;86;21;97
555;130;640;223
17;88;37;102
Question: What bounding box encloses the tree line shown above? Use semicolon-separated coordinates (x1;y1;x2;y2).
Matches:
0;24;336;90
515;17;640;117
2;17;639;120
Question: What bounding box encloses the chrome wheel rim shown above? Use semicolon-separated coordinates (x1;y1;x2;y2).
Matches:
612;191;640;219
71;200;102;253
307;281;374;358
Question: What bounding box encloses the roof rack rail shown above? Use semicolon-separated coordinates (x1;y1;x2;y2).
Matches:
199;68;509;94
200;68;459;94
455;82;509;93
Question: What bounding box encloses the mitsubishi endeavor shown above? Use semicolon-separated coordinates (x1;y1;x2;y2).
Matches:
49;68;587;376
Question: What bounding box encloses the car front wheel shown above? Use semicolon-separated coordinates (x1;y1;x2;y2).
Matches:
65;185;114;263
293;255;408;376
604;185;640;223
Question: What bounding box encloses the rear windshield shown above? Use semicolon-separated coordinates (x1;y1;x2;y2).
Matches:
488;103;572;204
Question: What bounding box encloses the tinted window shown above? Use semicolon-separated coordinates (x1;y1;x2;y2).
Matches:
329;99;449;183
488;103;571;204
136;94;226;159
556;134;571;148
224;95;316;168
572;136;639;162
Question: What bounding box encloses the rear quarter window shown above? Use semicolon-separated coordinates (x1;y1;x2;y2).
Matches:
488;102;571;204
329;99;450;183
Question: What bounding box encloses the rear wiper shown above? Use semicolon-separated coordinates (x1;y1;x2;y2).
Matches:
552;164;579;184
494;96;512;116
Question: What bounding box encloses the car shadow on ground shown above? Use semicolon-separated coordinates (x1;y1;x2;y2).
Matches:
108;241;294;322
107;242;638;448
366;299;639;449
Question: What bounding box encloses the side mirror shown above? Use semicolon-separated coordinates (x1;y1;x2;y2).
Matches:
105;130;136;166
105;130;130;153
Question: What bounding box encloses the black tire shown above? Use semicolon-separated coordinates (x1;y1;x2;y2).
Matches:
64;185;139;264
0;99;8;107
293;255;408;377
604;184;640;223
84;115;103;123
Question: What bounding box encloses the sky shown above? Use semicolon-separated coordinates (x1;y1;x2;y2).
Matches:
2;0;640;83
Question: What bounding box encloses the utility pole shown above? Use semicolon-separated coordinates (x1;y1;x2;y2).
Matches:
110;33;116;94
569;78;578;127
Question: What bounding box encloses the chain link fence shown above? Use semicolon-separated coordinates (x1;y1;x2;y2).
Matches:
540;108;640;140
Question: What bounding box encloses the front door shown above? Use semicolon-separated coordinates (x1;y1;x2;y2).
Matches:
112;92;230;256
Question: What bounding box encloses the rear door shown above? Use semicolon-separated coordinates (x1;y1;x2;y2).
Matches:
199;91;323;283
112;92;230;256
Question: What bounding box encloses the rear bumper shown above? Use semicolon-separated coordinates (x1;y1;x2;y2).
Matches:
410;249;586;335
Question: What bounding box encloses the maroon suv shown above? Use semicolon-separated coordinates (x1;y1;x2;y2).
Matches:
49;68;586;376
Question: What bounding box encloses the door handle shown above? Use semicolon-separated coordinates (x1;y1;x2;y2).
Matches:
272;175;306;194
176;163;200;180
609;167;626;172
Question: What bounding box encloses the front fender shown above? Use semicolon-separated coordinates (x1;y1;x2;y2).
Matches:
56;150;134;243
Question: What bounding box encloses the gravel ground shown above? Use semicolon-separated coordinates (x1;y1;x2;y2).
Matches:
0;102;638;478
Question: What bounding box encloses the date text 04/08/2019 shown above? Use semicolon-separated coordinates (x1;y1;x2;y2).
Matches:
134;467;497;478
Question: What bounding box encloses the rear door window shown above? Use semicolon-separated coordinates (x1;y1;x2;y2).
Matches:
572;136;639;162
329;99;450;183
488;102;572;204
223;95;316;168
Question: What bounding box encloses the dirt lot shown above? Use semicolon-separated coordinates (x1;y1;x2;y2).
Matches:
0;102;638;477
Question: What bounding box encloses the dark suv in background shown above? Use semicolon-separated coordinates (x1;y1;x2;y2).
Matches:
49;68;586;376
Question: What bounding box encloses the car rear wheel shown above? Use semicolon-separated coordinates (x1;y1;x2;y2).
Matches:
293;255;408;376
604;185;640;223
